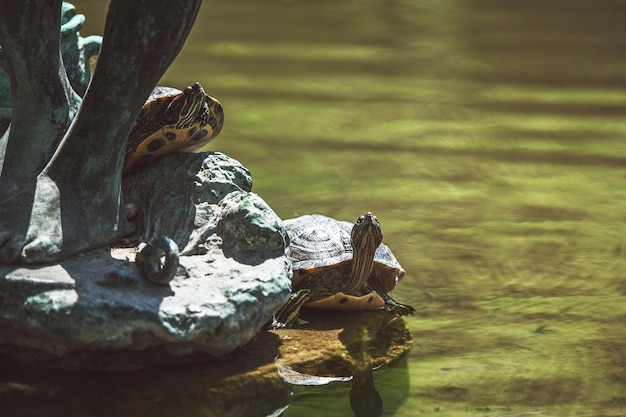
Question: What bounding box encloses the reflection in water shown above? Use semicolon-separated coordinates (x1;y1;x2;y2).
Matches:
349;368;383;417
12;0;626;415
276;364;384;417
0;310;411;417
276;311;411;417
0;341;291;417
341;314;408;417
276;359;353;385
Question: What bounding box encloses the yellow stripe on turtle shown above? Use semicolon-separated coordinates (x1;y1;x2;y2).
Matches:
123;82;224;176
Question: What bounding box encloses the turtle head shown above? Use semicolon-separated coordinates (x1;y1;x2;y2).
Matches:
202;94;224;137
351;212;383;249
347;212;383;292
165;82;207;129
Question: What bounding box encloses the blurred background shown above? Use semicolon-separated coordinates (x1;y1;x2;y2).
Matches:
6;0;626;416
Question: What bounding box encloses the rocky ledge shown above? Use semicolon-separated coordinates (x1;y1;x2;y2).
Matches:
0;309;413;416
0;152;292;368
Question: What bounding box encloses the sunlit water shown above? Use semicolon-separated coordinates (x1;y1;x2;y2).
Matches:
4;1;626;416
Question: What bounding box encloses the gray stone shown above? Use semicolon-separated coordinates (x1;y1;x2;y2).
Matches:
0;152;292;367
122;151;288;261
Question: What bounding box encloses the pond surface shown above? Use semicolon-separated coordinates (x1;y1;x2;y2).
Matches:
4;0;626;416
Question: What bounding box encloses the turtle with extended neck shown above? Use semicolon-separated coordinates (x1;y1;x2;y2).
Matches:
273;212;414;327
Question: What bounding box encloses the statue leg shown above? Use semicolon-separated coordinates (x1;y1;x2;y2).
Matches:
0;0;78;184
1;0;203;263
0;0;79;262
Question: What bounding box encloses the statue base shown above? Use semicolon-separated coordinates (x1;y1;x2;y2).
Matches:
0;152;292;369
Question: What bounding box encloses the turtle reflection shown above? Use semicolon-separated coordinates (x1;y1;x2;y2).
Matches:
274;310;412;417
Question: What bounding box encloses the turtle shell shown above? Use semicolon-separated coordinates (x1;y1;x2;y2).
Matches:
284;214;406;311
123;82;224;175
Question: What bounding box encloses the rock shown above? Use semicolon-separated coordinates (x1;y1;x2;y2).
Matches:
0;152;292;368
0;309;412;416
122;152;287;261
272;309;412;416
272;309;412;378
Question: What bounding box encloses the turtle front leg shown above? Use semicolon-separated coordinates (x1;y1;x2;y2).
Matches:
272;289;313;328
377;291;416;317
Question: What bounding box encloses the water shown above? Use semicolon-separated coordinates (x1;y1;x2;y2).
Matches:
3;0;626;415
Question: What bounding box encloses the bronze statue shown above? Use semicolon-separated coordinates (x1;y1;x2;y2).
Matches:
0;0;202;264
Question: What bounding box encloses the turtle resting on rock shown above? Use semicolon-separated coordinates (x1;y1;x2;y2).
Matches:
123;82;224;175
273;212;415;327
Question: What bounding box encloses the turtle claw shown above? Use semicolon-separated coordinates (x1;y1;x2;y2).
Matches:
391;302;416;317
271;316;288;329
379;292;415;317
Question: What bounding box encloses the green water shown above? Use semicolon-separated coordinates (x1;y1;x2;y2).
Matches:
5;0;626;416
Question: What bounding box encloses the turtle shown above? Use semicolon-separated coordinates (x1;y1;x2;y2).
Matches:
273;212;415;327
122;81;224;175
